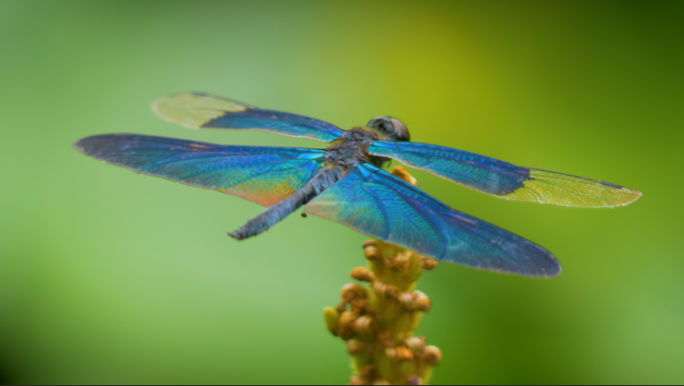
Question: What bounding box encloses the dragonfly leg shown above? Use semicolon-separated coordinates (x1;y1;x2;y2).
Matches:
229;166;344;240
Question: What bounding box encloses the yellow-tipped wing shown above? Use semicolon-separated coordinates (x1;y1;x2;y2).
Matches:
368;141;641;208
153;92;253;129
503;169;641;207
153;92;345;143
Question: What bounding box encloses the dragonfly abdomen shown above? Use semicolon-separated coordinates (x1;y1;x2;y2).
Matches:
228;167;344;240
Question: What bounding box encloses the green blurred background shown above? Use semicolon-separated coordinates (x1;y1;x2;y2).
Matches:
1;0;682;384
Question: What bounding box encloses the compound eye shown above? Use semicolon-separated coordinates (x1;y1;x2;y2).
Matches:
366;116;389;135
368;116;391;130
389;118;410;141
367;116;410;141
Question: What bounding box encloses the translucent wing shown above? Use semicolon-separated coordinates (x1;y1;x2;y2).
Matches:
304;164;560;277
153;92;345;143
74;134;325;207
369;141;641;208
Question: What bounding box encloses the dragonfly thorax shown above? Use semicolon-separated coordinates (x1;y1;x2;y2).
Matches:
325;128;389;170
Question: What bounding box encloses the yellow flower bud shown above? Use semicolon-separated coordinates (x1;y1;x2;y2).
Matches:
405;336;426;352
398;291;417;311
362;240;377;248
373;281;397;300
387;251;411;272
363;240;380;260
337;311;358;340
395;346;414;361
323;307;340;336
347;339;370;355
341;283;367;303
423;345;442;366
335;301;347;314
352;315;377;341
350;266;375;282
358;365;377;384
350;298;371;315
384;347;396;360
422;257;439;270
413;291;431;313
390;166;418;186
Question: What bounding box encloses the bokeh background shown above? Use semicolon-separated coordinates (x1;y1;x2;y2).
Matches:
1;0;683;384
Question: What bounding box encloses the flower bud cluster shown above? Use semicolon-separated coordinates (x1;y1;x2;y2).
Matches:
323;167;442;385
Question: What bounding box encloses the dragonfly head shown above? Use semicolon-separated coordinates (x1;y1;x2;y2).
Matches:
367;116;410;142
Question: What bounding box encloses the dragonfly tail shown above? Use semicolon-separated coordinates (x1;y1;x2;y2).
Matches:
229;166;344;240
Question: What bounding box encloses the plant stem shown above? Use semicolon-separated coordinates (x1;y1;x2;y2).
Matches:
324;167;442;385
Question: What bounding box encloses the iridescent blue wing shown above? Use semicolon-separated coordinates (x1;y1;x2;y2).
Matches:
304;164;560;277
74;134;325;207
153;93;345;143
369;141;641;208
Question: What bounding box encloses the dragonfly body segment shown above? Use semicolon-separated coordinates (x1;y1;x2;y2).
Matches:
74;92;642;277
229;166;344;240
231;128;391;240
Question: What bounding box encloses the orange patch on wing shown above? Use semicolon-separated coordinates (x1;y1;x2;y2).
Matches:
219;181;297;207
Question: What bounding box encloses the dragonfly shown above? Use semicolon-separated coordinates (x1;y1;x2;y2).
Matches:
74;93;641;278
